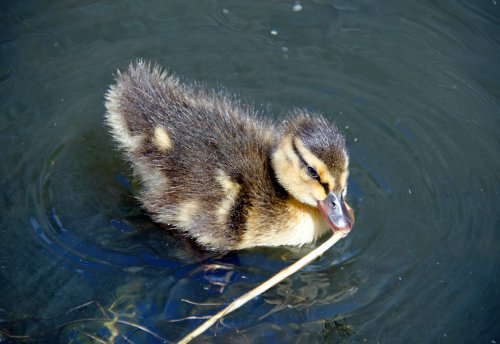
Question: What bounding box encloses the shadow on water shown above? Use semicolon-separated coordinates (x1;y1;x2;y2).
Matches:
1;0;499;343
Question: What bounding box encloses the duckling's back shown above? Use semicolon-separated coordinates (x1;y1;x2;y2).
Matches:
105;61;279;250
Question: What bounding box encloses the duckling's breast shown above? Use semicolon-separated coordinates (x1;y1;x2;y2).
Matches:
238;197;329;250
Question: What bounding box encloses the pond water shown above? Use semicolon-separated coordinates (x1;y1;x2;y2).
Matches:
1;0;499;343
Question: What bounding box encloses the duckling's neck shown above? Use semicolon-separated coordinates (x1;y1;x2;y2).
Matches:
267;147;330;243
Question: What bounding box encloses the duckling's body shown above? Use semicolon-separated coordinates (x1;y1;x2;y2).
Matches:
105;61;353;251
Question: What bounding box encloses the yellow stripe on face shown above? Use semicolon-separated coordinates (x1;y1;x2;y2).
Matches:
293;137;336;192
154;126;172;151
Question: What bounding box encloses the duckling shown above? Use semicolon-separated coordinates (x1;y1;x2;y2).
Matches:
105;61;354;251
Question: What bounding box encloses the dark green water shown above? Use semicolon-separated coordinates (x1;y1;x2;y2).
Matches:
1;1;499;343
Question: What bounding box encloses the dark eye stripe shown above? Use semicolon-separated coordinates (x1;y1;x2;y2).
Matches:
320;181;330;194
292;140;330;194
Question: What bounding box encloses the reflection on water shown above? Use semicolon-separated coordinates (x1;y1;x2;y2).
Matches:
1;0;499;342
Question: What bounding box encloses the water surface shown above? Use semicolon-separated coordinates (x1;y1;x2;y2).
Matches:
1;0;499;343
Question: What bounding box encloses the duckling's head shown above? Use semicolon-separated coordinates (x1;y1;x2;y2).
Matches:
272;112;354;233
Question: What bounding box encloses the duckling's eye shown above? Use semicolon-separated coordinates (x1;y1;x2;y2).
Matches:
306;166;319;180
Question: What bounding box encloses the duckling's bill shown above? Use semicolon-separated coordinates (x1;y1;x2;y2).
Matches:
317;192;354;235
